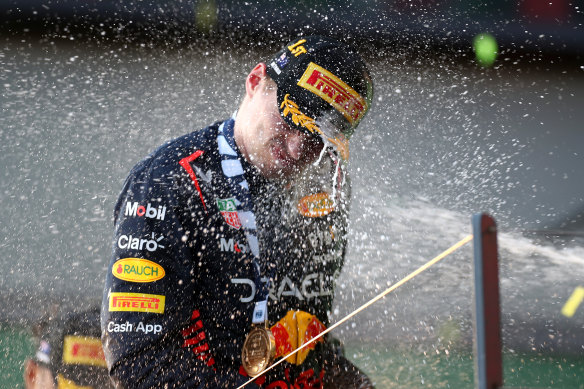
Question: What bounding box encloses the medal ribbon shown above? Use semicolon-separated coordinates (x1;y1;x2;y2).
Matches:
217;118;270;324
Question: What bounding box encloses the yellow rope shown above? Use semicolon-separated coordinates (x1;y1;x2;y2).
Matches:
237;234;474;389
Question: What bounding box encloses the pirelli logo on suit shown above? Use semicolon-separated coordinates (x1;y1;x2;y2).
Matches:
297;62;367;125
109;292;166;314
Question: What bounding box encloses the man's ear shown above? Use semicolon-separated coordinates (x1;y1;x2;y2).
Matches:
245;63;267;98
23;359;38;388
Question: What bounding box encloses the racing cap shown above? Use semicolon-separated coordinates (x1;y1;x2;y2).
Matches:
265;35;374;161
32;307;112;388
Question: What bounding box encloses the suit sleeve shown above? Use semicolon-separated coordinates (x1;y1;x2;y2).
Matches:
101;155;258;389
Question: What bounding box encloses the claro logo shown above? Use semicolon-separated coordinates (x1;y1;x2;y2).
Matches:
118;233;165;252
112;258;165;283
125;201;167;221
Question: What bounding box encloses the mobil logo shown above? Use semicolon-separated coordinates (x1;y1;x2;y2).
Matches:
118;232;165;252
219;237;248;254
112;258;165;283
125;201;166;221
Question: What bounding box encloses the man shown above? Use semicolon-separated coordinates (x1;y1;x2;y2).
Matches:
24;307;113;389
101;36;374;388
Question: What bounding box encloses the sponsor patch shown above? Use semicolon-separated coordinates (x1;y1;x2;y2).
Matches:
231;272;334;302
219;237;248;254
124;201;166;221
112;258;165;283
107;320;163;334
276;52;289;67
216;198;242;229
270;310;326;365
109;292;165;314
298;62;368;126
117;232;165;252
62;336;106;367
297;192;335;218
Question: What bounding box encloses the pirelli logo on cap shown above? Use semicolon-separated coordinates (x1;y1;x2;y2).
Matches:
62;335;107;367
109;292;165;314
298;62;368;125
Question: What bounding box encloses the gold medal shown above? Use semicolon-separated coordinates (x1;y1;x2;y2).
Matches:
241;325;276;377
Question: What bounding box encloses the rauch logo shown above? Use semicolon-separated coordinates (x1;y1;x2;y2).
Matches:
112;258;165;283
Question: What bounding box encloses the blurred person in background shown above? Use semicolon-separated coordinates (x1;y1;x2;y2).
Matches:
24;306;112;389
102;35;374;388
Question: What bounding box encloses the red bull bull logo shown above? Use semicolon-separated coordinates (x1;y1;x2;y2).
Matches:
270;310;326;365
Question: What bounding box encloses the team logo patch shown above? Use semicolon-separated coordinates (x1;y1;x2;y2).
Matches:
297;192;335;218
109;292;165;314
270;310;326;365
62;335;107;367
216;198;241;229
112;258;165;283
298;62;368;125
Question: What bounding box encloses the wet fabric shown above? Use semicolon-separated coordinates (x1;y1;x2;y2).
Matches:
101;119;372;388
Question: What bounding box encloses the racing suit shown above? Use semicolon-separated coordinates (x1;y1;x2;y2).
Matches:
101;119;371;388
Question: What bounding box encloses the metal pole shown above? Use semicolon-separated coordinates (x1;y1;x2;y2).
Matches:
472;213;503;389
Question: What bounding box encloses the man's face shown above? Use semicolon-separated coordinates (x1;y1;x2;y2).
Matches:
239;79;323;179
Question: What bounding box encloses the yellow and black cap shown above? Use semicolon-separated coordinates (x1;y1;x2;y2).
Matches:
266;35;373;160
32;307;111;388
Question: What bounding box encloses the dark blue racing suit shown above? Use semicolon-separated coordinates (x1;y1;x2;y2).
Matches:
101;120;371;388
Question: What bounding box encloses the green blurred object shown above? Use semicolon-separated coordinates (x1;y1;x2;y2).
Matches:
0;324;35;389
345;342;584;388
195;0;218;33
473;33;498;67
